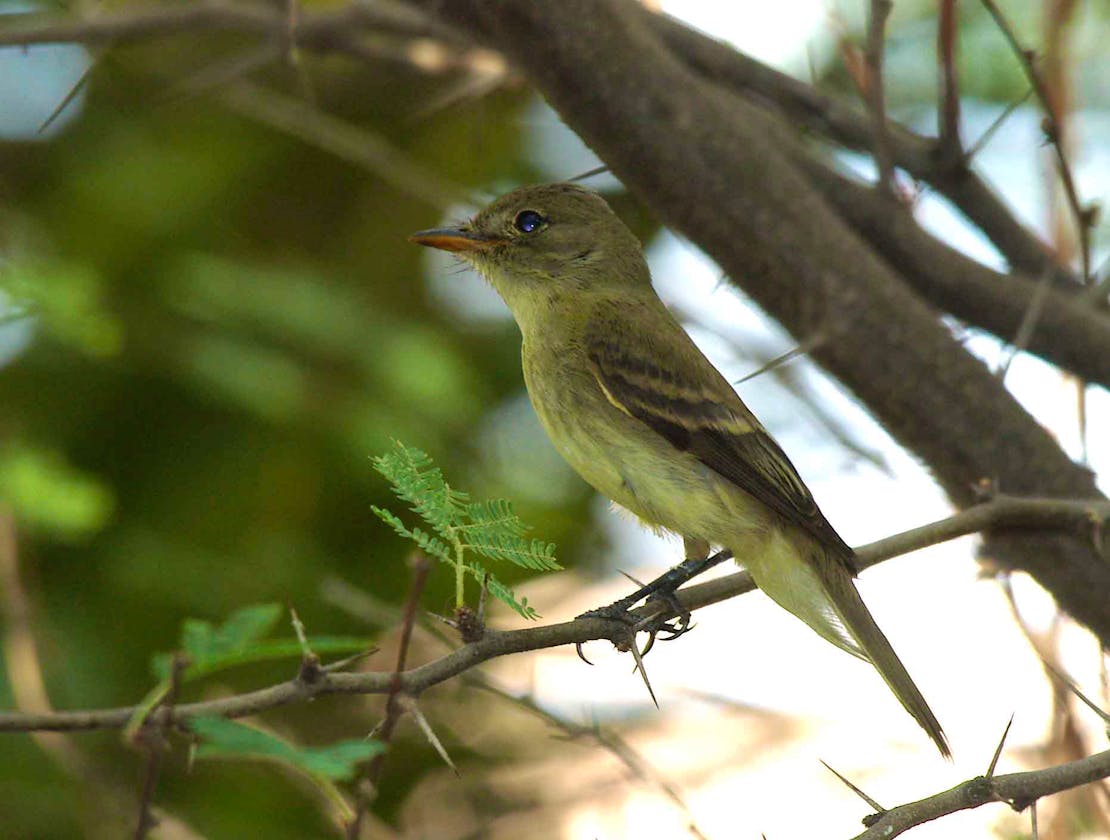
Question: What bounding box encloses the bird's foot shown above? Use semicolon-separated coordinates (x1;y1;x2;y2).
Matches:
574;583;696;665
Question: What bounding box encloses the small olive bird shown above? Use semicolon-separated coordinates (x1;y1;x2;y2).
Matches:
410;183;949;756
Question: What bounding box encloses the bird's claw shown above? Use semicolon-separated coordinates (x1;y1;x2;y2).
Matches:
576;589;694;662
574;642;594;665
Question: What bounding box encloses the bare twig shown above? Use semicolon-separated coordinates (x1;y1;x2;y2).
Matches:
978;0;1092;284
1;495;1108;735
936;0;962;157
864;0;896;195
850;747;1110;839
215;81;465;209
347;552;431;838
133;655;187;840
646;10;1081;288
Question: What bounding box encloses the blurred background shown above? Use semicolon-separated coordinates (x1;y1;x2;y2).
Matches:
1;0;1108;837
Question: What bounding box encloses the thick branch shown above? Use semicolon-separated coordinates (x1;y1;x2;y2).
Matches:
0;3;1080;290
645;11;1080;291
0;496;1105;735
798;157;1110;387
852;748;1110;839
407;0;1110;641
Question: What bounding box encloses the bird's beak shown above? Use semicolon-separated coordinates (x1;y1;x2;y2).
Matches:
408;228;507;252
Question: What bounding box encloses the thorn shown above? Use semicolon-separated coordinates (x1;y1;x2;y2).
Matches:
477;572;489;623
617;569;647;588
629;636;660;709
568;164;610;182
820;759;885;812
1039;660;1110;726
575;643;594;666
289;606;312;658
322;647;380;673
401;696;459;777
426;611;460;630
986;714;1015;779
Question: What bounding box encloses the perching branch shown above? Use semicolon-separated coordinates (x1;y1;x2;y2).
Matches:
0;494;1106;735
851;748;1110;840
404;0;1110;643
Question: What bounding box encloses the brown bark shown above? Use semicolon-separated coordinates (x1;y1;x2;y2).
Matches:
408;0;1110;640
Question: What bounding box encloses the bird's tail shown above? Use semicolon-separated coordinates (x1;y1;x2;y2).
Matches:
818;547;951;758
743;531;949;757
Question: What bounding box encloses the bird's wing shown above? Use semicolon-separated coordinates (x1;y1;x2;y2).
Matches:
585;308;854;560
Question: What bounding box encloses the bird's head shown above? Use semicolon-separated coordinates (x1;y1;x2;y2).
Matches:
410;183;650;321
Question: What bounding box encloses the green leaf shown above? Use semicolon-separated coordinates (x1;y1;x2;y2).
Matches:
459;499;527;536
0;259;122;356
0;443;114;540
371;441;467;536
371;442;559;620
462;531;560;572
468;567;541;620
370;505;413;540
151;603;373;680
190;716;384;781
151;636;374;681
173;603;282;669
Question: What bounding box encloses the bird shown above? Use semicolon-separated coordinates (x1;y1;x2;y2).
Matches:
409;182;949;756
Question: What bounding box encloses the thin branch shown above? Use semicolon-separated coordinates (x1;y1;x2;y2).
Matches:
0;495;1107;735
214;81;466;210
132;655;186;840
0;2;452;49
794;155;1110;389
864;0;895;196
850;747;1110;839
0;0;1082;292
978;0;1092;284
936;0;962;157
347;552;431;838
646;11;1081;289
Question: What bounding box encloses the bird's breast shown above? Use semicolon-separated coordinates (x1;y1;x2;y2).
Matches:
520;338;736;537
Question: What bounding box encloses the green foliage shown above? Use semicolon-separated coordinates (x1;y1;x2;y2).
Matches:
0;259;121;357
190;716;385;781
149;603;374;682
371;442;560;619
189;715;384;821
0;442;114;539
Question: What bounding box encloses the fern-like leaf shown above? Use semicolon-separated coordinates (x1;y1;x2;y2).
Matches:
459;499;527;536
465;563;541;620
371;441;558;620
462;531;560;572
371;442;466;536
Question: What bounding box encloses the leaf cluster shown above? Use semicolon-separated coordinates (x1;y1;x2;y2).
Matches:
371;442;561;619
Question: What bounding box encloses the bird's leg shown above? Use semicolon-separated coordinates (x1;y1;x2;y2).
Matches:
576;538;734;637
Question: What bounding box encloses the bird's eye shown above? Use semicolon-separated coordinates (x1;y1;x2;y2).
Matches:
513;210;546;234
